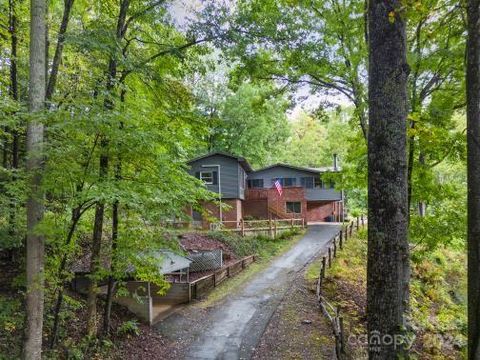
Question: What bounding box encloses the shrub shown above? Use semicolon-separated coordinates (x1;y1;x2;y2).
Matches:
117;320;140;336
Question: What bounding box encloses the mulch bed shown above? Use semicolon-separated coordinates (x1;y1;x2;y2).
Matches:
179;233;237;260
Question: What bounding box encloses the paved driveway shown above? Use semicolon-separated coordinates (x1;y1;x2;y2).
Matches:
156;224;341;360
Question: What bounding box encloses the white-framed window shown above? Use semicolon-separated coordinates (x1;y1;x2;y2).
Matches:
200;171;214;185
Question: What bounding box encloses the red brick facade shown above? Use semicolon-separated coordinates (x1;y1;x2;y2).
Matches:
189;199;242;229
244;187;341;222
190;188;343;226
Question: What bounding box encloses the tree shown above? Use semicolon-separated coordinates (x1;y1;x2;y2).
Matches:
366;2;410;359
23;0;46;357
466;0;480;357
212;83;289;167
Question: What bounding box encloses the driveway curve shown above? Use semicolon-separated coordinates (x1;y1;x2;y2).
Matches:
156;224;341;360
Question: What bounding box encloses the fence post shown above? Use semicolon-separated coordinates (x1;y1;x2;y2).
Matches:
349;221;353;237
328;247;332;268
333;238;337;258
356;216;359;230
339;231;343;249
321;257;326;279
291;218;294;228
269;218;273;238
273;219;277;238
361;214;364;227
344;227;348;241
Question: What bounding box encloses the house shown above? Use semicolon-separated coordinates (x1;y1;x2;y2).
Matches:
244;163;343;222
187;151;344;226
187;152;253;227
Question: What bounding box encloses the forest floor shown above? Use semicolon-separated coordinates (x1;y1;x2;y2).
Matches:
304;228;467;360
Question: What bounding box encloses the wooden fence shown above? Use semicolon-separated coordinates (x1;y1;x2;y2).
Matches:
215;218;306;238
190;255;255;299
315;215;367;359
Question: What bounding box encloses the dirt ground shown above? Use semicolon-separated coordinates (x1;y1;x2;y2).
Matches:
252;271;336;360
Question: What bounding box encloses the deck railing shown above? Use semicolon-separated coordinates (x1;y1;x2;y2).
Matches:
213;218;306;238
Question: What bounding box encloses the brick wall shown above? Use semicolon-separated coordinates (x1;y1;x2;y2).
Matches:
243;199;269;219
306;201;342;222
246;187;307;219
199;199;242;228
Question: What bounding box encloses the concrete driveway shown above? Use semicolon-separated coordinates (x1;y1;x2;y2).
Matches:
156;224;341;360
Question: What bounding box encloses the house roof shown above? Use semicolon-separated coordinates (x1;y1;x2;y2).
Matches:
250;163;339;175
188;151;253;172
71;249;192;275
124;250;193;274
152;250;192;274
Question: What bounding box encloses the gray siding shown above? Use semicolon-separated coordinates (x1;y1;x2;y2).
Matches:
189;154;244;200
247;166;342;201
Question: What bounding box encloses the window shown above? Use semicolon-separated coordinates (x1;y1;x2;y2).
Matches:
301;177;314;189
286;201;302;214
239;167;245;190
271;178;296;187
248;179;264;188
315;177;323;189
200;171;214;185
284;178;296;187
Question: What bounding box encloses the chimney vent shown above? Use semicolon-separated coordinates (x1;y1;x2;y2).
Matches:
333;153;338;170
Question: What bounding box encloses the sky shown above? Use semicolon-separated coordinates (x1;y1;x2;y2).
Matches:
167;0;353;120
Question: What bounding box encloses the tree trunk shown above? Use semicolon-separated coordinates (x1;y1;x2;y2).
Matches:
46;0;75;102
85;145;108;337
102;197;119;336
467;0;480;358
23;0;47;358
8;0;19;238
49;203;89;348
85;0;130;337
367;2;410;359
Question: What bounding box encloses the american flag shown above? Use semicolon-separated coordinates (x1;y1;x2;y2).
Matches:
274;179;283;196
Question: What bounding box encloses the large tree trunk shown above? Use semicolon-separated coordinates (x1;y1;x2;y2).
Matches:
366;2;410;359
467;0;480;358
23;0;47;358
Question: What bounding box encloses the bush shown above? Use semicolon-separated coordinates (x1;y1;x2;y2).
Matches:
208;227;302;260
117;320;140;336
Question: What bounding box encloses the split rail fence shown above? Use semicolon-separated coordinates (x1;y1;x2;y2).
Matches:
216;218;306;238
315;215;367;359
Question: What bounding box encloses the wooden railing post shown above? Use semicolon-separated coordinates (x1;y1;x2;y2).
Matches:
356;216;359;230
349;221;353;237
339;231;343;249
333;238;337;258
241;218;245;237
269;218;273;238
328;247;332;268
361;214;365;227
273;219;277;238
321;257;326;279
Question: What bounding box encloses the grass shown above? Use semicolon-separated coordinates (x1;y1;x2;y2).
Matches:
305;228;467;359
195;229;305;307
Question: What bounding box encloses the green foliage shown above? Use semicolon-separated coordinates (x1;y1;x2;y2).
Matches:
0;296;23;359
208;227;301;259
117;320;140;337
